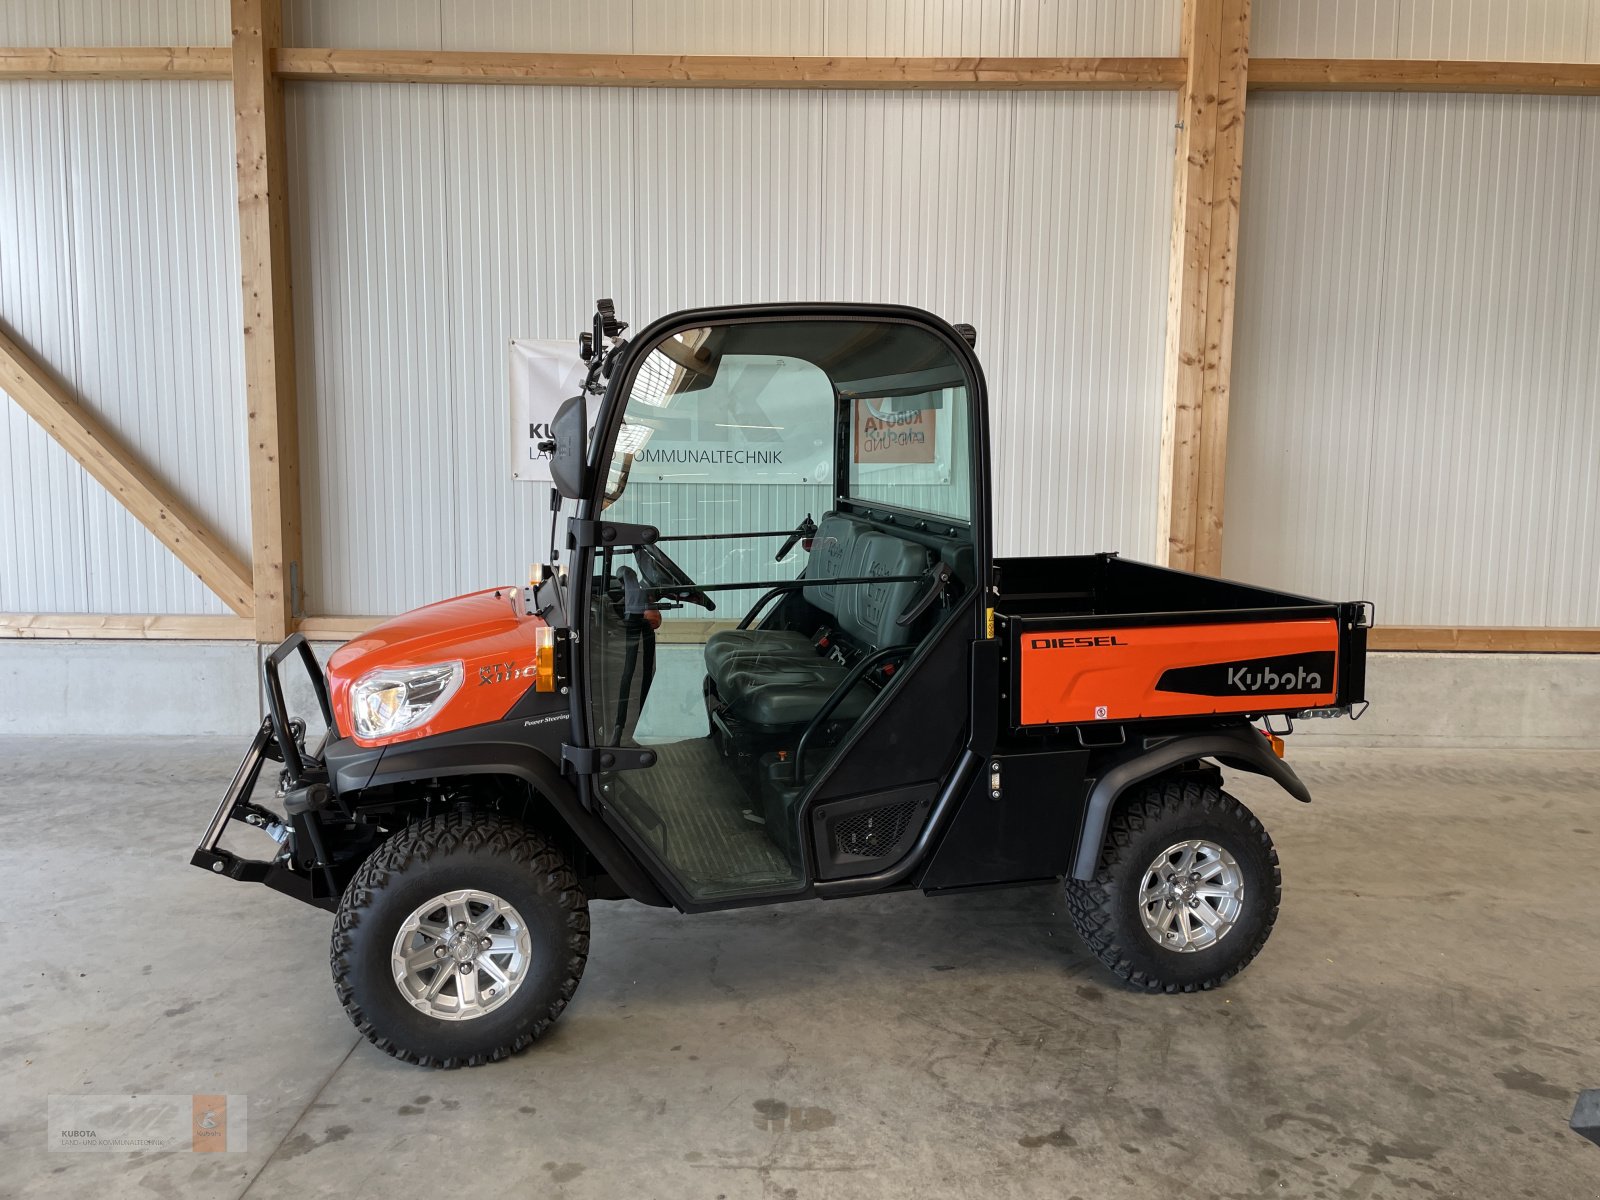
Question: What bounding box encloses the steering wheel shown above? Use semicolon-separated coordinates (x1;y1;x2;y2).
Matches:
633;543;716;612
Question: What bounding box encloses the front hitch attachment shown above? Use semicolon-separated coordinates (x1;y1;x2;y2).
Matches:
191;635;341;910
190;718;331;910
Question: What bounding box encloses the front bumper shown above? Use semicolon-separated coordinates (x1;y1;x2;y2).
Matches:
190;635;340;910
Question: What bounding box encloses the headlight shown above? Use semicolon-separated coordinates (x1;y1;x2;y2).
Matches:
350;661;463;740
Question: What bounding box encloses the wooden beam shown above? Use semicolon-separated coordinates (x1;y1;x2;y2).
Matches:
8;611;1590;651
1249;57;1600;96
1369;626;1600;654
295;615;747;645
10;611;1589;651
274;48;1187;90
1158;0;1250;576
0;46;231;80
5;46;1595;96
654;618;741;644
0;326;255;616
3;46;1596;97
234;0;304;644
0;613;254;640
296;616;382;641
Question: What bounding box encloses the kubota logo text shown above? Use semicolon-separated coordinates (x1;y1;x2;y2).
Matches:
1226;664;1322;692
1155;651;1335;699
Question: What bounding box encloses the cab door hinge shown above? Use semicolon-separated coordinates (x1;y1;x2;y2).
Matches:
561;744;659;776
567;518;660;550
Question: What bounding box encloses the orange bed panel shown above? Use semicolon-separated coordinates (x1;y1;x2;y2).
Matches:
1016;618;1340;726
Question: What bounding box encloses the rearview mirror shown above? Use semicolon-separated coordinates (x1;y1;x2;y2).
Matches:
549;394;589;499
652;328;720;394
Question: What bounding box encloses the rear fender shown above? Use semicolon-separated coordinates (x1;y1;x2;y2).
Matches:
1071;726;1310;881
354;738;671;907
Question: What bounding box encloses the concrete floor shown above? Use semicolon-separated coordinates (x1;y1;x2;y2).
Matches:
1;740;1596;1199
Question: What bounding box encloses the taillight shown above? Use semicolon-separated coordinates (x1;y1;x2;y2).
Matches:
534;626;556;692
801;537;813;552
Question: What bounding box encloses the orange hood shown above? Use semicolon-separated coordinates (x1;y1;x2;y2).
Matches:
328;587;550;747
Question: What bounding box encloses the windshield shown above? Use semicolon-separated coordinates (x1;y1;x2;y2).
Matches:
602;320;971;521
604;341;834;506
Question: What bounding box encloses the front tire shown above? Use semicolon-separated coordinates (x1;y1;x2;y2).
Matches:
1064;778;1280;993
331;813;589;1067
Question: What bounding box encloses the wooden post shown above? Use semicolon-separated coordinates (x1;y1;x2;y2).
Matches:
232;0;302;643
1159;0;1250;575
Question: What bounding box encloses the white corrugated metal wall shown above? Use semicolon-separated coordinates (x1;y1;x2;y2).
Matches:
0;0;245;615
1256;0;1600;60
1227;1;1600;625
2;0;1598;630
281;1;1178;56
282;1;1179;615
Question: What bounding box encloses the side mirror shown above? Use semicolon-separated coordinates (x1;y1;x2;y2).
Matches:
549;394;589;499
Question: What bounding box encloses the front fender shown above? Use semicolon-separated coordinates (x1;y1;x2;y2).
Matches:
359;728;671;907
1071;727;1311;880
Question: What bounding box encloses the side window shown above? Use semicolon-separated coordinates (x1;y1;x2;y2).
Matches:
847;386;972;520
601;333;836;600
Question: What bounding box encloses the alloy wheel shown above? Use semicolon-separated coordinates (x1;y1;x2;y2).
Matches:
390;888;532;1021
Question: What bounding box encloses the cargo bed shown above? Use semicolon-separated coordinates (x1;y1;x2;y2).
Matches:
994;553;1369;730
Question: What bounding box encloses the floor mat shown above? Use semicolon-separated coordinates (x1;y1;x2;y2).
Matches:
610;738;800;899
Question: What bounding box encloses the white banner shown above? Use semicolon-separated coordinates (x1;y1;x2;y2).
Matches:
509;338;588;483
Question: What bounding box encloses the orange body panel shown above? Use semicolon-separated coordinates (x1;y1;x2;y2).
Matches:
1017;618;1339;726
328;587;548;747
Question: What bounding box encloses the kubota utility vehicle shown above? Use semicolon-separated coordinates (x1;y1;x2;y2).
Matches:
195;300;1369;1068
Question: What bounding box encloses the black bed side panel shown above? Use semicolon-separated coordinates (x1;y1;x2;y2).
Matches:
917;747;1089;890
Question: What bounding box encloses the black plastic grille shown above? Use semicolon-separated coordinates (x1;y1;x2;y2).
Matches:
833;800;919;859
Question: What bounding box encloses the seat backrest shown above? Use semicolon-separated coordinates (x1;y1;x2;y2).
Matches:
801;513;864;615
837;531;931;650
799;513;936;648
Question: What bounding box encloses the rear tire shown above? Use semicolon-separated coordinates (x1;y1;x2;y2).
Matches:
331;812;589;1067
1064;778;1280;993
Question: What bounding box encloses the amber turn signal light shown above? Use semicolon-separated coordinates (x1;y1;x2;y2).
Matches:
534;625;557;692
1263;730;1285;758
